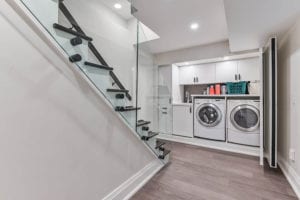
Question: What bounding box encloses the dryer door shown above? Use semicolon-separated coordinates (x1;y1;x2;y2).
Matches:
230;105;260;132
196;103;222;127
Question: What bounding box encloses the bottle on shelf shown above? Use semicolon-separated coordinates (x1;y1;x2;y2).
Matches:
215;84;221;95
209;85;215;95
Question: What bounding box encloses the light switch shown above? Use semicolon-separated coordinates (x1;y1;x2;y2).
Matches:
289;149;296;162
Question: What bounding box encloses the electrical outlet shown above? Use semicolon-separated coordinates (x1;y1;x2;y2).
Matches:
289;149;296;162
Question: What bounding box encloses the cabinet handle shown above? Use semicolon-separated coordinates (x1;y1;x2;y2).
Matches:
196;77;199;82
162;112;168;114
235;74;237;81
193;77;195;83
190;106;192;113
239;74;241;80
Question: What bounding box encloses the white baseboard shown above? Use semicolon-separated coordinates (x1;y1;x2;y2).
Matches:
278;155;300;199
157;134;260;157
103;160;164;200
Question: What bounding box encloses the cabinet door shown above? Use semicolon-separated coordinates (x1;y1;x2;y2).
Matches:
194;63;216;84
179;66;195;85
238;57;260;81
172;105;193;137
216;61;238;82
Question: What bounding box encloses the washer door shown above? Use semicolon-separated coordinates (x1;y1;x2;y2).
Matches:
196;103;222;127
230;104;260;132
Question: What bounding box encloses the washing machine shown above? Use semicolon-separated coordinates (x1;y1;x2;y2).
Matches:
227;99;260;147
194;98;226;141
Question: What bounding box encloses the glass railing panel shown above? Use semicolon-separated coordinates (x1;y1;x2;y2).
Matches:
20;0;138;129
20;0;167;159
135;21;161;155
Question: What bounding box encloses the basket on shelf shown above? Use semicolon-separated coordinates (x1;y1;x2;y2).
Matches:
226;81;248;94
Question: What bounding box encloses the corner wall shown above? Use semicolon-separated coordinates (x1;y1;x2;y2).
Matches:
0;1;160;199
278;15;300;197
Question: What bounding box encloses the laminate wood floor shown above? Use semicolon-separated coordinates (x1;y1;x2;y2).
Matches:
131;141;298;200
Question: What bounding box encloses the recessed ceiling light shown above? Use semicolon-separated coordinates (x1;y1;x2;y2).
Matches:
190;23;199;30
114;3;122;9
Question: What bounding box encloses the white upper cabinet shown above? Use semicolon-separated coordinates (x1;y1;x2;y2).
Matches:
178;56;261;85
237;57;260;82
215;61;238;82
179;63;216;85
193;63;216;84
179;65;195;85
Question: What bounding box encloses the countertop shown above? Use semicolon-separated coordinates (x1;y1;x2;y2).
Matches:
172;102;193;106
191;94;260;98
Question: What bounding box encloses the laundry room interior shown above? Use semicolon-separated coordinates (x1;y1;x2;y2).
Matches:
4;0;300;199
155;48;269;165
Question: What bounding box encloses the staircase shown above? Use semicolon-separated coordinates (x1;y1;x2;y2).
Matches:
21;0;170;163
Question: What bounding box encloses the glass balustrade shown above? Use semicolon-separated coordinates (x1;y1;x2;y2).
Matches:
20;0;169;161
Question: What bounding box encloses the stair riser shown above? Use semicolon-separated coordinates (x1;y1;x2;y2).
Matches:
136;127;148;136
106;93;127;107
161;154;170;163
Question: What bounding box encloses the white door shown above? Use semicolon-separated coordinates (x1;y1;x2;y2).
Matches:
179;65;195;85
216;61;238;83
264;37;277;168
172;105;193;137
238;57;260;81
194;63;216;84
158;65;172;135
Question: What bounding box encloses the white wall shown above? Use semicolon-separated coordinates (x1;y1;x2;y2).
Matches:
278;15;300;196
172;65;183;103
154;41;231;66
0;1;160;199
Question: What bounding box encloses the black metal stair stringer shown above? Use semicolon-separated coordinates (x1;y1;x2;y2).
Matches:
59;2;132;101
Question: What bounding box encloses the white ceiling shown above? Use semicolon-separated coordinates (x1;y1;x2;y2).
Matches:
132;0;229;54
97;0;133;20
224;0;300;52
95;0;300;54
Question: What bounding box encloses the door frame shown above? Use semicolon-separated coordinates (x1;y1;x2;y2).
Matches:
263;37;278;168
